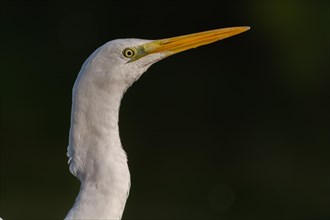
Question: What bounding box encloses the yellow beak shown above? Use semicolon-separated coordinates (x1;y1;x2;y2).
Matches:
133;26;250;61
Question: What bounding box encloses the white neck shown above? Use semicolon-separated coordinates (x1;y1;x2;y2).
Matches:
65;70;131;219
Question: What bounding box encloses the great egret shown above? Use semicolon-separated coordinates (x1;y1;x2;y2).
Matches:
65;26;250;219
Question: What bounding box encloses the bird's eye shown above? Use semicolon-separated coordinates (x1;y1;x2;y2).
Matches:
123;48;136;58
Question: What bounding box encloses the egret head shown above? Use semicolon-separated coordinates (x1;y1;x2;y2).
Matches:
79;27;250;91
92;38;164;87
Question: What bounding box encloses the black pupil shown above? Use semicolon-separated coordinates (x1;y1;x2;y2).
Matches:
126;50;133;56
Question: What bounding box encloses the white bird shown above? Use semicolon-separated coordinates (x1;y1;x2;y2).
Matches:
65;26;250;219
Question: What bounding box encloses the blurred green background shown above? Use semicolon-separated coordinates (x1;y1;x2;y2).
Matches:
1;1;329;219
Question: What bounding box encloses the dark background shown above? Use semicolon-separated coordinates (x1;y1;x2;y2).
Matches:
1;1;329;219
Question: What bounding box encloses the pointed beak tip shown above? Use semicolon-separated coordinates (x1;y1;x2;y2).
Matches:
239;26;251;33
245;26;251;31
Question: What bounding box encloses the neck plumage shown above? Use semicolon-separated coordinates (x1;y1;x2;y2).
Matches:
65;71;131;220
